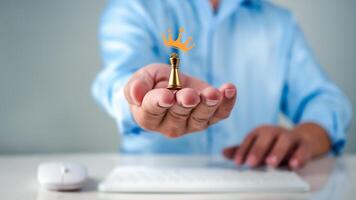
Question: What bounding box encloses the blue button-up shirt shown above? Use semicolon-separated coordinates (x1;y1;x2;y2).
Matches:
93;0;352;154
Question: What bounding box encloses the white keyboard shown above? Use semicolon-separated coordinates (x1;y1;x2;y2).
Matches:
99;165;310;193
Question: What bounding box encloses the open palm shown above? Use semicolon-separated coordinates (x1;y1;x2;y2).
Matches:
124;64;237;137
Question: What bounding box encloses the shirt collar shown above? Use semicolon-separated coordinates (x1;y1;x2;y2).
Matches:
218;0;245;22
196;0;260;25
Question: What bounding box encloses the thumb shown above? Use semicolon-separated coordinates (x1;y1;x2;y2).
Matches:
124;69;154;106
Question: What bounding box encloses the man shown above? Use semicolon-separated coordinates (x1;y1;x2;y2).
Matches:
93;0;352;170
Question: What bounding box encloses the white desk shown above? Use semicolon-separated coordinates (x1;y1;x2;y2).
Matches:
0;153;355;200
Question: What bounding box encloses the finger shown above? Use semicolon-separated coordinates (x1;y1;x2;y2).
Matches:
124;69;154;106
188;87;222;131
234;133;257;165
266;133;298;167
223;146;238;159
289;143;311;170
210;83;237;125
161;88;200;137
245;131;278;167
132;88;174;130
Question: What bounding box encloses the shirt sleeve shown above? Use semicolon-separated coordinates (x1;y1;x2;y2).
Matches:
92;0;161;135
280;16;352;154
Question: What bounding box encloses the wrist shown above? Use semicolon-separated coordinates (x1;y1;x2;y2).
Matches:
292;122;332;158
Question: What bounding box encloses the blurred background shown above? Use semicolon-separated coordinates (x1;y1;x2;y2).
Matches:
0;0;355;154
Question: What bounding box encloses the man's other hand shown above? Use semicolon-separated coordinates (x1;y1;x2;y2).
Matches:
124;64;237;138
223;123;331;170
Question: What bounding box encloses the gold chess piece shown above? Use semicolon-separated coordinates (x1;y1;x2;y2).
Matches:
167;53;182;90
162;27;195;90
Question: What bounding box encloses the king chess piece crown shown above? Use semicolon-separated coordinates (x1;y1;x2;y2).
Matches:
162;28;195;90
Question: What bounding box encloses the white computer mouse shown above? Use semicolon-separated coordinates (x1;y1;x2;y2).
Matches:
37;162;88;191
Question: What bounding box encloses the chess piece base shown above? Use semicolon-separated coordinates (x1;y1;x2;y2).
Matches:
167;85;182;90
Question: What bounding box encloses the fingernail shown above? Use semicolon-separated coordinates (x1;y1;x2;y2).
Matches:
182;103;197;108
206;99;219;106
132;98;140;106
247;155;257;167
129;90;140;106
267;156;278;167
182;97;200;108
158;101;173;108
290;159;299;169
224;89;236;99
235;155;242;165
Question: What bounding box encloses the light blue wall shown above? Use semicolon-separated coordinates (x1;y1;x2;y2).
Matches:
0;0;355;154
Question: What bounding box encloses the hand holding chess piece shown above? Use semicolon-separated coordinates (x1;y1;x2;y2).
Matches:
123;28;237;137
124;64;236;137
